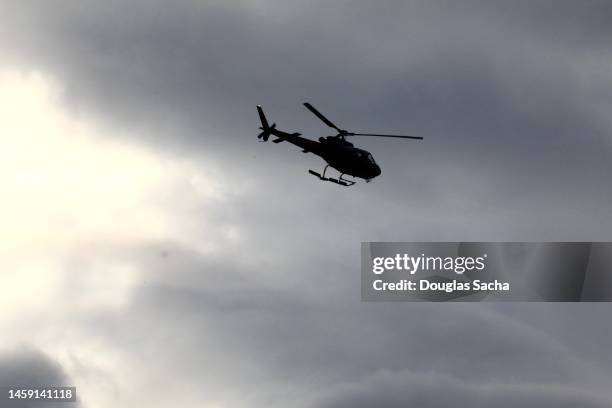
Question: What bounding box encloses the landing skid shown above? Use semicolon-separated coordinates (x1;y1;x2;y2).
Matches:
308;166;356;187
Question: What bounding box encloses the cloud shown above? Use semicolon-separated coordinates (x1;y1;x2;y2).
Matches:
0;69;237;408
0;346;81;408
60;242;611;407
2;0;611;241
1;2;612;408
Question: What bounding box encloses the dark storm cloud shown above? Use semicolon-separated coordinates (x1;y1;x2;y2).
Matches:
0;347;80;408
3;0;612;240
59;241;612;406
3;0;612;145
3;1;612;407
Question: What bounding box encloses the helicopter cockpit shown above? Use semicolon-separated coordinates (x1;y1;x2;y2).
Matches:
366;153;376;165
355;150;377;165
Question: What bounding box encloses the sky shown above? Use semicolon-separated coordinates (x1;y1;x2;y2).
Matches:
1;1;612;407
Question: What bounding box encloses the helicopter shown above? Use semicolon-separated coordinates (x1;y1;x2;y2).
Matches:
257;103;423;186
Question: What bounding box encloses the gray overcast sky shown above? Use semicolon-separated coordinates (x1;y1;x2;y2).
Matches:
1;1;611;407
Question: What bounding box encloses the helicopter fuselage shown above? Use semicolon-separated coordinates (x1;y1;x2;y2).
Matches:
265;130;381;181
316;137;381;180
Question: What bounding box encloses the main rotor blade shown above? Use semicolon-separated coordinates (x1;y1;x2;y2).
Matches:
348;133;423;140
303;102;342;132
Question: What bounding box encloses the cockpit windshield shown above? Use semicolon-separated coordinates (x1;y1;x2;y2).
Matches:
367;153;376;165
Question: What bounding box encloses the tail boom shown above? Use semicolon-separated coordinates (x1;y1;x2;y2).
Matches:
256;105;321;153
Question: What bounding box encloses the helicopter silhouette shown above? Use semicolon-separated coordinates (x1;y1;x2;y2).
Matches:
257;103;423;186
